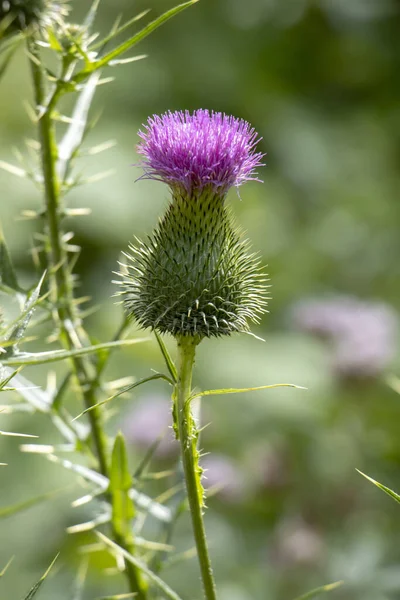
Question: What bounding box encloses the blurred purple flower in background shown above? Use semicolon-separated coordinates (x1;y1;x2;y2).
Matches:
137;109;264;195
122;395;179;459
270;517;325;568
201;454;245;503
292;296;398;379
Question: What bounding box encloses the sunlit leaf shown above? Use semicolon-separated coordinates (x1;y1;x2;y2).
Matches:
91;9;151;52
293;581;343;600
46;454;171;522
4;272;46;346
96;531;183;600
190;382;306;402
1;337;150;366
75;0;198;80
57;72;101;182
357;469;400;505
109;432;135;538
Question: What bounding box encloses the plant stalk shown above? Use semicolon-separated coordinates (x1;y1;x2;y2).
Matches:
28;40;147;599
175;336;218;600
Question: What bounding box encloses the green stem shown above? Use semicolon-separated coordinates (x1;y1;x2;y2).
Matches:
175;336;218;600
28;40;147;600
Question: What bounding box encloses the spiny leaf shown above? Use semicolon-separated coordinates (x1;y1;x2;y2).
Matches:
1;337;150;366
75;1;198;80
57;72;101;182
155;331;178;383
293;581;343;600
91;9;151;51
190;382;306;402
0;487;67;519
4;272;46;346
73;372;173;420
109;432;135;538
0;223;19;290
96;532;184;600
22;554;59;600
46;454;171;523
356;469;400;505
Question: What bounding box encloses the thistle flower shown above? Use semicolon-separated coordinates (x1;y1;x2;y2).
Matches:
0;0;67;33
137;110;264;195
120;110;267;339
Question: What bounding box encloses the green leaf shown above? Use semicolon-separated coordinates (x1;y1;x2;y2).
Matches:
0;223;18;290
1;337;150;366
73;372;173;420
155;331;178;383
190;382;306;402
46;454;172;523
0;487;66;519
91;10;151;52
4;272;46;346
356;469;400;505
293;581;343;600
109;432;135;538
96;531;184;600
22;554;59;600
57;72;101;182
75;0;198;80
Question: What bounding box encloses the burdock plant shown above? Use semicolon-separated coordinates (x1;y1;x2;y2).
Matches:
119;109;268;599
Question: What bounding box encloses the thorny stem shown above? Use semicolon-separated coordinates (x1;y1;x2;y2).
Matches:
175;336;218;600
28;40;147;600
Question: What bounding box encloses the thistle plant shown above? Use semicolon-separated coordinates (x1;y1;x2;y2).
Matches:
0;2;329;600
118;109;268;599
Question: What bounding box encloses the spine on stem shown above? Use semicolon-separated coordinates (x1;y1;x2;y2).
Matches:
175;336;218;600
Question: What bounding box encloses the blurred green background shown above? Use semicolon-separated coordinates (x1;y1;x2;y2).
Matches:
1;0;400;598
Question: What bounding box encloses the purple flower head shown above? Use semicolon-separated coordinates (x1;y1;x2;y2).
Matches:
137;109;264;196
292;296;398;379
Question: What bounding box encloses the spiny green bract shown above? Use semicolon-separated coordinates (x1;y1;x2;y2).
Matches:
119;191;268;339
0;0;65;32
